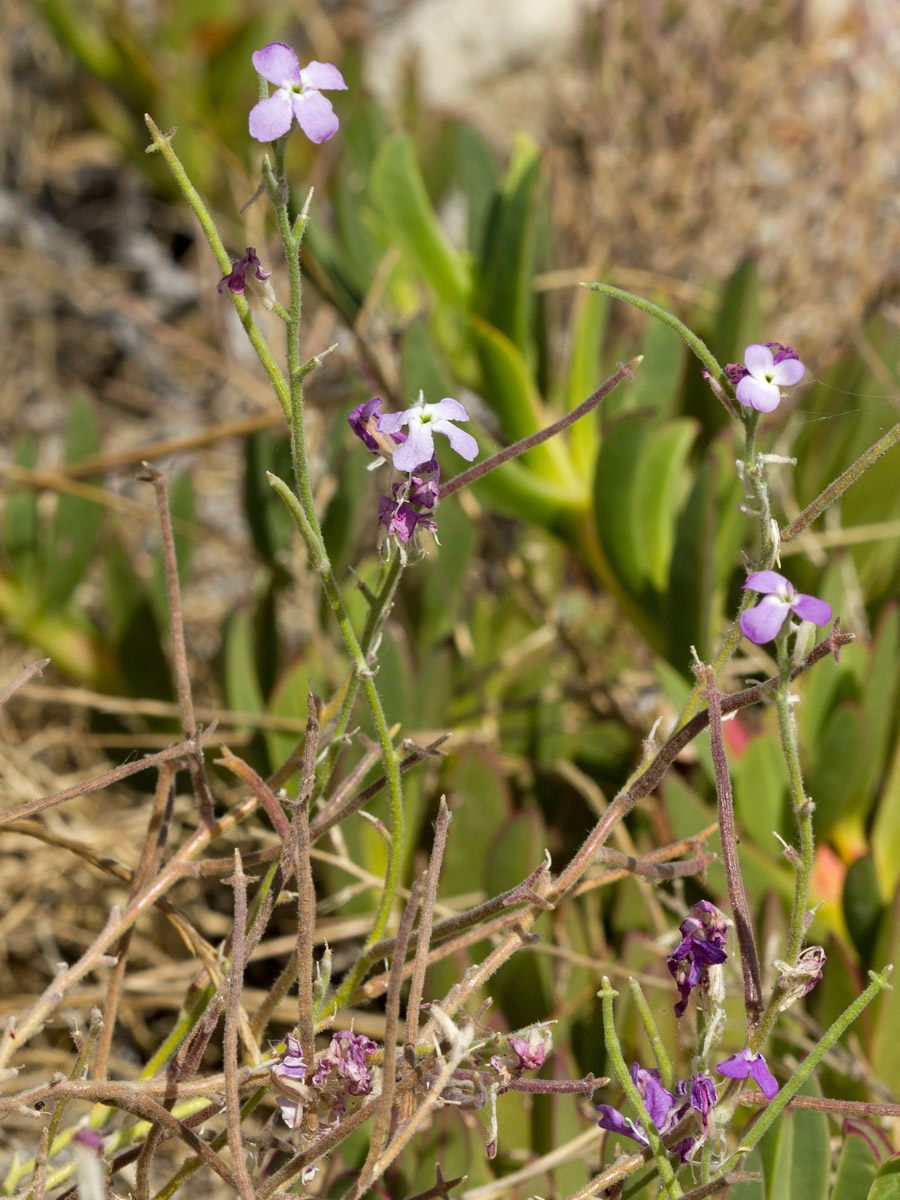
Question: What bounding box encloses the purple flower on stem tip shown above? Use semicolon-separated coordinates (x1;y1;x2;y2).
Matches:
740;570;832;645
732;342;805;413
596;1065;717;1161
377;391;478;473
249;43;347;144
717;1048;779;1099
218;247;272;296
667;900;729;1019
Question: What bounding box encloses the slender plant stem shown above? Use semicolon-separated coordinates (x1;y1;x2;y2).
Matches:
599;979;683;1198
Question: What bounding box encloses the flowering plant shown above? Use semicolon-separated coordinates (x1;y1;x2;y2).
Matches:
7;29;899;1200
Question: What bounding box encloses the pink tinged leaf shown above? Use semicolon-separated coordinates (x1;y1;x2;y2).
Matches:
299;61;348;91
249;91;295;142
792;593;832;625
740;595;790;644
292;90;340;143
252;42;303;87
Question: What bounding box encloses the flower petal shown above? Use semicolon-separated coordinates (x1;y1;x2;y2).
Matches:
596;1105;647;1146
299;60;348;91
736;375;782;412
747;1055;779;1099
744;343;775;377
376;410;407;435
292;90;339;143
433;420;478;461
249;90;294;142
740;595;790;644
393;424;435;472
716;1050;751;1081
252;43;302;87
771;358;805;386
425;397;471;422
792;593;832;626
743;570;789;595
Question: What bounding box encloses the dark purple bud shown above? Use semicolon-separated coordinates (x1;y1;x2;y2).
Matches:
218;247;272;296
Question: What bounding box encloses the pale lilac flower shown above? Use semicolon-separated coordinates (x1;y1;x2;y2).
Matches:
312;1030;377;1096
377;391;478;473
249;43;347;144
734;342;805;413
717;1048;779;1099
667;900;729;1018
596;1065;716;1161
270;1033;308;1129
218;247;272;296
740;571;832;644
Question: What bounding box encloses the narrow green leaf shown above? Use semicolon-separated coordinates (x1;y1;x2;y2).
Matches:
630;305;686;417
223;607;266;726
469;316;577;487
44;395;103;609
733;734;788;849
832;1133;880;1200
565;287;609;479
841;854;884;965
593;413;654;597
3;437;40;578
474;134;542;355
370;135;471;307
711;257;762;366
757;1107;793;1200
867;1157;900;1200
632;417;697;590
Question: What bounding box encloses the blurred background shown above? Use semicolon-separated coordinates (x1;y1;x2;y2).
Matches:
2;0;900;1193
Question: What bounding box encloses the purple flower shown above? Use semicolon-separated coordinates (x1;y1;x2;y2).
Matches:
249;43;347;144
732;342;805;413
596;1065;716;1161
270;1033;308;1129
377;456;441;546
508;1034;547;1073
378;497;437;544
667;900;729;1019
740;570;832;644
218;247;272;297
717;1048;779;1099
312;1030;377;1096
377;392;478;473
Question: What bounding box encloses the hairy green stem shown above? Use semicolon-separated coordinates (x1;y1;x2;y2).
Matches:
143;116;290;423
599;979;683;1198
722;967;893;1171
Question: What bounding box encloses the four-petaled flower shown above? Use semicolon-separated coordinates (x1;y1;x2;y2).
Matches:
667;900;729;1019
377;392;478;473
218;247;272;297
596;1065;717;1162
740;570;832;645
249;43;347;144
731;342;805;413
717;1048;779;1099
